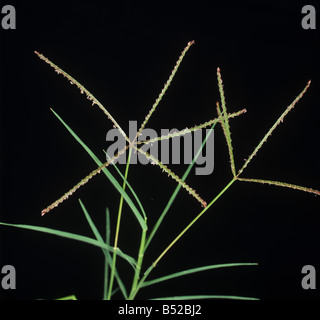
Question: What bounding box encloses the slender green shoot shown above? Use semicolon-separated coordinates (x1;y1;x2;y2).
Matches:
104;150;147;220
145;123;216;251
6;42;316;302
56;295;78;300
79;199;104;243
50;108;146;228
141;263;258;288
107;147;136;300
0;221;136;269
78;200;127;299
152;178;237;268
104;207;111;300
128;228;147;300
130;178;238;299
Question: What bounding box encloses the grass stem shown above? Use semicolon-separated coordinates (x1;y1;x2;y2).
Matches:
152;177;237;268
107;147;133;299
131;177;237;298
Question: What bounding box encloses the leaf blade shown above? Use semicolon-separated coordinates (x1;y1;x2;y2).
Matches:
0;222;136;269
145;123;216;251
35;52;128;141
49;109;147;230
141;263;258;288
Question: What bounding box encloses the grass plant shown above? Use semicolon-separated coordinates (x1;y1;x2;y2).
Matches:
0;41;318;300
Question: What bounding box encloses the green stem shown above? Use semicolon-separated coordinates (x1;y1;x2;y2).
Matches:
131;177;237;299
153;177;237;267
107;147;132;300
128;227;147;300
128;264;154;300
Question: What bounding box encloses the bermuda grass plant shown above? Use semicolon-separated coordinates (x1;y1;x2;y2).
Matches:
0;41;318;300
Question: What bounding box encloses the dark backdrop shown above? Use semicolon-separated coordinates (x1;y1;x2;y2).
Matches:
1;0;320;300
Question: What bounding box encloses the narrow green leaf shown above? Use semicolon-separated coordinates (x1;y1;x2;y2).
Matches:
56;295;77;300
145;123;216;251
151;178;237;268
104;207;111;300
104;150;147;220
0;222;136;269
50;109;146;230
105;207;111;248
141;263;258;288
134;145;207;208
76;202;129;299
78;199;104;243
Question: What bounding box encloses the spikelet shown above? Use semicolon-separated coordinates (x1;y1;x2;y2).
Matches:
134;41;195;142
138;108;247;146
237;80;311;176
238;177;320;196
41;146;129;215
34;51;129;142
217;68;236;176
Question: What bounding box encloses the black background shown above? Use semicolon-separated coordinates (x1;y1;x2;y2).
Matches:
0;0;320;300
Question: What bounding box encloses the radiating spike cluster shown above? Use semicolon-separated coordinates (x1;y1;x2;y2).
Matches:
42;41;320;219
38;42;216;216
34;51;128;141
38;41;318;220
